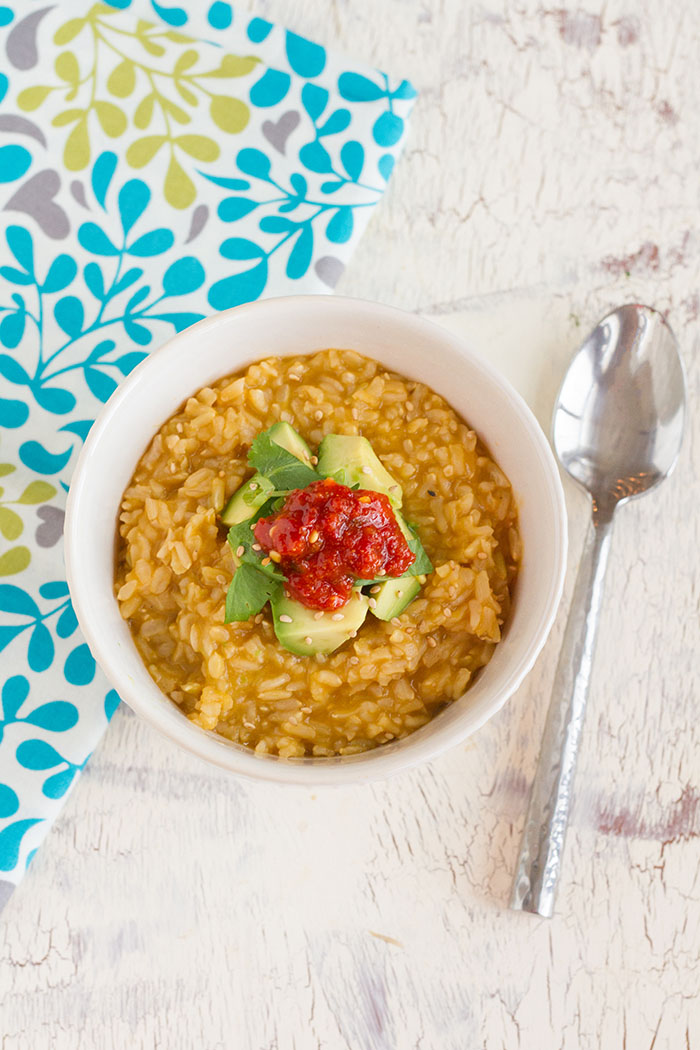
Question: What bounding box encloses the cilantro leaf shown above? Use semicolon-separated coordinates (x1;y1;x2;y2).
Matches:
227;501;286;581
225;564;283;622
248;431;319;490
404;522;433;575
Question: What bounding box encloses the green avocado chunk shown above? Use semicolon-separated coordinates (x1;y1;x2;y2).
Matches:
267;421;313;467
271;590;369;656
221;473;275;526
316;434;402;508
370;575;421;621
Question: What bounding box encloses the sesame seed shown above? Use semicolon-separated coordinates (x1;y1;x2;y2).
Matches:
314;611;324;620
350;631;357;638
377;569;386;576
477;552;487;559
427;489;436;497
289;373;301;382
444;607;452;617
252;543;262;551
304;636;313;645
332;613;344;621
391;617;401;626
406;401;413;411
235;545;245;558
397;590;403;597
250;523;256;530
310;455;318;465
361;466;371;474
309;530;320;543
243;721;256;729
249;482;258;491
370;585;381;594
254;613;263;624
279;614;293;623
169;463;176;473
368;598;377;609
314;410;323;421
176;423;183;433
427;636;437;648
269;550;281;563
218;470;225;478
389;485;399;493
261;557;271;566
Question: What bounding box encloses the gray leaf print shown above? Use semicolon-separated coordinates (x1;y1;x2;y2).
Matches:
0;115;47;148
262;110;301;154
6;7;54;70
185;203;208;244
35;505;64;548
315;256;345;288
5;170;70;239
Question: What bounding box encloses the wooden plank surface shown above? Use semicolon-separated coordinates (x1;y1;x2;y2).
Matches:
2;2;700;1047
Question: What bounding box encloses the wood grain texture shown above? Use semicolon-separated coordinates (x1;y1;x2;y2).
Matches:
2;1;700;1047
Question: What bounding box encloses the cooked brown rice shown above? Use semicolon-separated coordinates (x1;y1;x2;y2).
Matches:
115;349;520;758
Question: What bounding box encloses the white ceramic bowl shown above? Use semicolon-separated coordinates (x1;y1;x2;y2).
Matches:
65;295;567;785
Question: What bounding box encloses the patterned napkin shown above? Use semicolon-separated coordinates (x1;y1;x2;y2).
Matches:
0;0;416;904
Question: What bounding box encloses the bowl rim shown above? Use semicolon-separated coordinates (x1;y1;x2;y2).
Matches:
65;294;567;785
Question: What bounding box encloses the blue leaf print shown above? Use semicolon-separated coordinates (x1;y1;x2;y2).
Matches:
0;73;7;104
290;173;308;197
208;259;268;311
78;222;119;256
64;644;96;686
237;149;271;181
0;818;42;871
249;69;290;108
391;79;417;100
0;398;28;428
42;766;77;800
162;257;205;296
56;605;78;638
373;111;404;147
247;16;272;43
92;151;118;209
0;624;24;651
259;216;296;234
285;32;326;79
19;441;73;475
84;262;105;300
42;255;77;294
286;225;313;280
33;386;76;415
219;238;265;260
340;141;364;181
0;266;32;286
299;141;333;174
115;352;147;375
24;701;79;732
0;783;19;820
208;1;232;29
6;227;34;274
1;675;30;721
0;355;29;384
85;367;118;402
199;174;250;192
105;689;121;720
59;419;93;442
113;267;143;294
118;179;150;234
16;739;63;771
317;110;351;137
123;318;152;346
218;197;258;222
127;229;174;256
0;586;38;617
149;312;204;331
326;207;354;244
125;287;149;313
338;73;386;103
39;581;70;599
27;622;54;672
53;296;84;339
151;0;187;27
0;310;26;349
378;153;395;181
301;84;328;122
0;146;31;184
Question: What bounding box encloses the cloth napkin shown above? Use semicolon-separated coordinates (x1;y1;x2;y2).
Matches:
0;0;416;905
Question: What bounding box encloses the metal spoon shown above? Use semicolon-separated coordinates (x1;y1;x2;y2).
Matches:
510;304;686;917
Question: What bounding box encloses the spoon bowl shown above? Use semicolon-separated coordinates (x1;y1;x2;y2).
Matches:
553;305;686;512
511;303;686;916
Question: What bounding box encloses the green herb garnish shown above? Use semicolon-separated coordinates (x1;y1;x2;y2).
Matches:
225;564;283;622
248;432;319;491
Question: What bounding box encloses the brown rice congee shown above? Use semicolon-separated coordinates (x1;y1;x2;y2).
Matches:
115;350;521;758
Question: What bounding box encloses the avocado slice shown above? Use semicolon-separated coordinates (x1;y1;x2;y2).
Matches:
369;576;421;621
271;589;369;656
316;434;402;508
267;421;313;467
221;473;274;526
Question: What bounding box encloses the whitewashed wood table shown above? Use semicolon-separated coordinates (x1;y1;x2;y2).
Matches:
3;2;700;1047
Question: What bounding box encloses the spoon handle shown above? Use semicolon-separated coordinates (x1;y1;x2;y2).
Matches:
510;512;613;917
